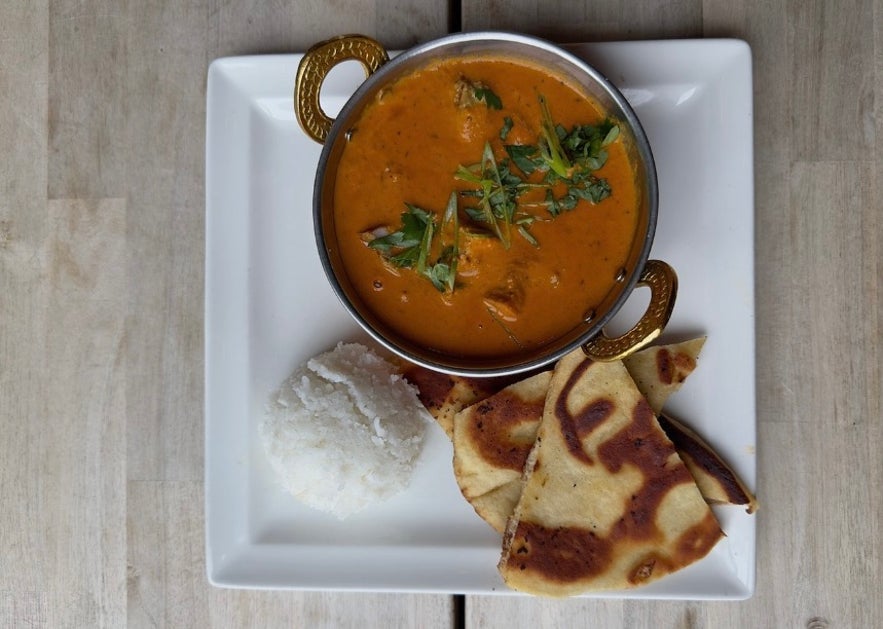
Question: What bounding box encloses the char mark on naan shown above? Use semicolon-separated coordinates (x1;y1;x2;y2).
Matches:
658;412;757;513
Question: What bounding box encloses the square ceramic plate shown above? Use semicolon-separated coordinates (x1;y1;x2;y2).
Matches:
205;39;755;598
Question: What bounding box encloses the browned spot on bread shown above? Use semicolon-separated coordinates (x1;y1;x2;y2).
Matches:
404;366;517;418
658;413;753;508
656;348;673;385
469;391;546;471
624;514;718;585
629;553;674;584
672;351;697;383
556;395;616;465
402;367;454;414
554;358;616;464
504;522;613;583
599;399;694;541
675;511;723;559
632;558;655;581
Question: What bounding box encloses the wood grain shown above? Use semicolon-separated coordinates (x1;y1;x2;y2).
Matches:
1;0;882;627
461;0;702;42
122;0;210;483
1;199;128;628
3;1;455;627
48;1;130;199
1;1;51;626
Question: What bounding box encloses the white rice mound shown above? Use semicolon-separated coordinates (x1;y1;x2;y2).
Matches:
259;342;430;519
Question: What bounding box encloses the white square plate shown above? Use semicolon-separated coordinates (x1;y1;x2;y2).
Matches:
205;39;755;598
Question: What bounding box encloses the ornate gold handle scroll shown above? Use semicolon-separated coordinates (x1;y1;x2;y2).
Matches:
294;35;389;144
581;260;678;361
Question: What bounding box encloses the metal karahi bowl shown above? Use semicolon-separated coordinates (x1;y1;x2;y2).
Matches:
295;31;676;377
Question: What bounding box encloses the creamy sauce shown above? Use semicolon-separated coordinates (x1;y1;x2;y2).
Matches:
332;55;639;359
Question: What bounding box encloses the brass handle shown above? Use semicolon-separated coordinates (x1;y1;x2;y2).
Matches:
294;34;389;144
582;260;678;361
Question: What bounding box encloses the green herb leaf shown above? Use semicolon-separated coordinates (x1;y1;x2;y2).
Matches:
415;216;433;275
580;177;612;203
464;206;487;222
517;226;537;247
367;205;435;269
602;124;620;146
428;262;452;292
456;143;519;248
473;86;503;110
499;116;514;140
516;219;539;247
439;192;460;292
505;144;545;175
538;94;572;178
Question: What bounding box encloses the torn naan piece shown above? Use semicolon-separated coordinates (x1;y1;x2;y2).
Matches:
658;412;758;514
402;366;517;438
452;371;552;532
622;336;706;412
498;351;722;596
453;338;707;533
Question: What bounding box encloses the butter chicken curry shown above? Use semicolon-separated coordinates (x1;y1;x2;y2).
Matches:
332;55;640;359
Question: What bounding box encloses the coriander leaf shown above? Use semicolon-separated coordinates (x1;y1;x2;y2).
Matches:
497;159;524;188
464;206;488;222
366;230;411;253
544;189;561;217
500;116;514;140
473;86;503;110
367;204;435;269
389;246;421;267
583;149;608;171
428;262;452;292
454;164;483;185
505;144;544;176
602;124;620;146
584;178;612;203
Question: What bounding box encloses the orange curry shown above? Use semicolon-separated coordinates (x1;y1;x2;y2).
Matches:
332;55;639;360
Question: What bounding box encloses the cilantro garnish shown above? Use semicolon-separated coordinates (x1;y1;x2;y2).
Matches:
473;86;503;110
367;194;461;293
505;97;618;217
537;94;572;178
499;116;514;140
366;92;619;293
367;204;434;268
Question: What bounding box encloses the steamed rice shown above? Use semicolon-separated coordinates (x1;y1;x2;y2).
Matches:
259;342;430;519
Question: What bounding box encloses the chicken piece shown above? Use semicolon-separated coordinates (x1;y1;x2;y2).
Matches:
483;267;527;322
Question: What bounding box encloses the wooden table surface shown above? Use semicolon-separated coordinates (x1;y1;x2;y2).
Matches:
1;1;880;627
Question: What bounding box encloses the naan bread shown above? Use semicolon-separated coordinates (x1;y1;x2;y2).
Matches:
498;351;722;596
658;412;758;514
452;371;552;532
452;339;706;532
622;337;705;412
402;366;516;438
